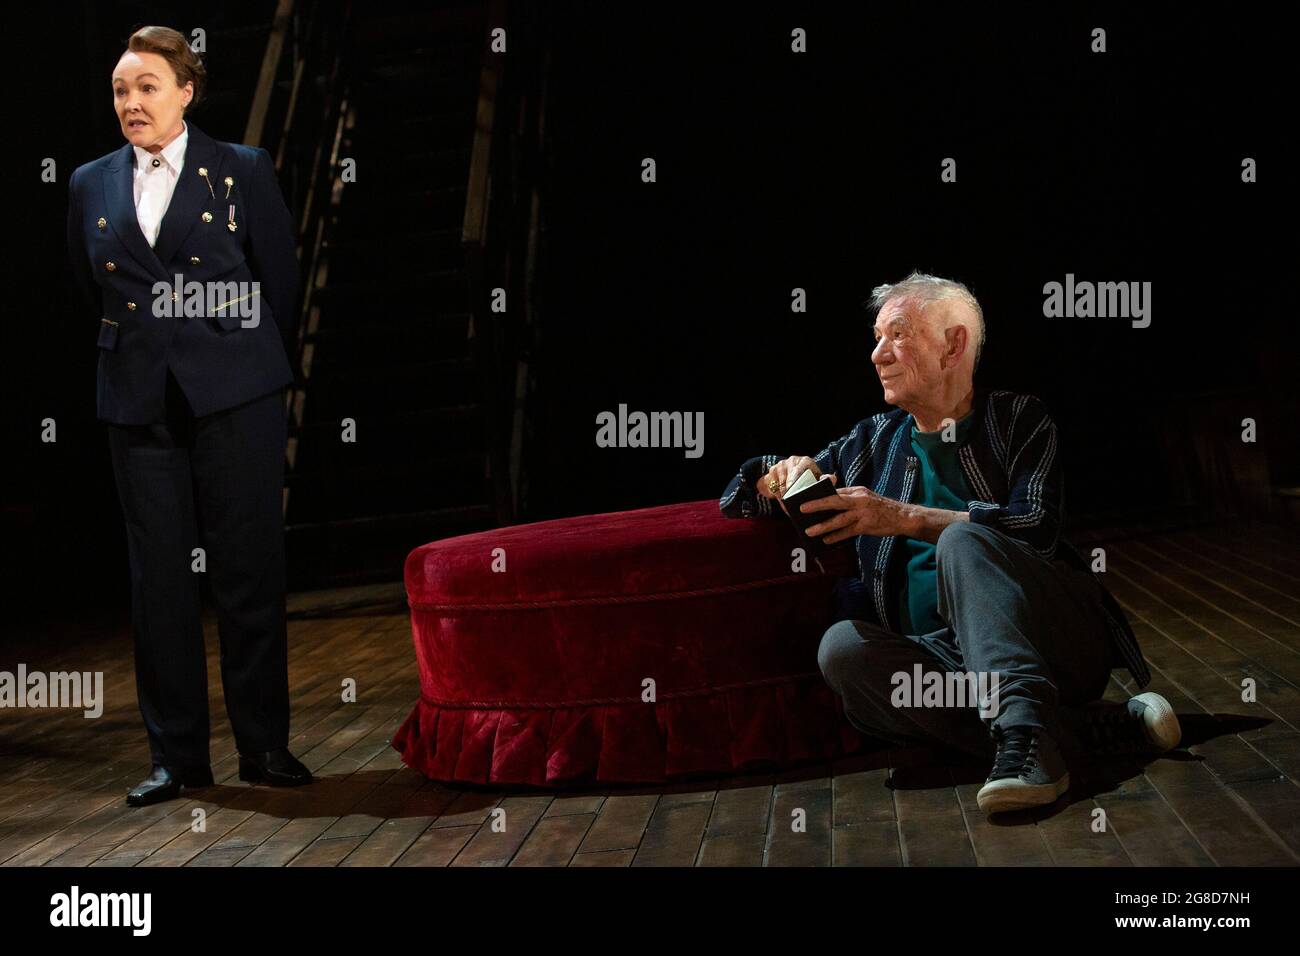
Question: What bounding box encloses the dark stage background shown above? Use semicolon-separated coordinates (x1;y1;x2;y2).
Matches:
2;2;1293;636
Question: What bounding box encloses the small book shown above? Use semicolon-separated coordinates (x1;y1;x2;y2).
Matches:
779;470;842;556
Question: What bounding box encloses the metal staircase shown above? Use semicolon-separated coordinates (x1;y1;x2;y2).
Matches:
248;0;546;589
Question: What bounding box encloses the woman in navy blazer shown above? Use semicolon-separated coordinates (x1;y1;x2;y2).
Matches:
66;26;312;806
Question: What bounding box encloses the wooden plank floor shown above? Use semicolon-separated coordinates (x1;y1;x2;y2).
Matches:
3;520;1298;866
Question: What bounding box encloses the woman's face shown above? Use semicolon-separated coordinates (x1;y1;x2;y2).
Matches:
112;50;192;148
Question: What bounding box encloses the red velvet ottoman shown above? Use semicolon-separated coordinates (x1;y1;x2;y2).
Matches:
391;499;871;786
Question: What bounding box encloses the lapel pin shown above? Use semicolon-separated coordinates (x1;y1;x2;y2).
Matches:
198;166;214;199
224;176;234;199
228;204;238;232
96;217;106;230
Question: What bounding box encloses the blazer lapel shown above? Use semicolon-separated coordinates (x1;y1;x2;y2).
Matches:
103;143;167;280
153;123;218;268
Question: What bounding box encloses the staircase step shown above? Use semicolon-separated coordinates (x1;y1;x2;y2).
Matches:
358;42;483;83
285;505;498;589
384;109;477;143
286;457;490;522
326;225;462;253
339;184;466;216
314;269;466;301
288;407;486;468
319;259;468;286
288;451;488;511
297;359;483;421
341;145;472;183
306;307;470;333
286;447;485;485
288;402;483;439
351;5;487;51
312;355;473;382
333;185;466;233
323;228;466;275
303;316;472;362
352;75;480;119
310;276;469;314
287;503;494;533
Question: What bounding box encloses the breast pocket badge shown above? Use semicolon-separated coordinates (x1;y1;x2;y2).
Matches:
199;168;238;231
218;172;238;231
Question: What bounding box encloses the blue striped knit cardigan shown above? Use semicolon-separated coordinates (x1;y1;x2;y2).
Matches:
719;387;1151;688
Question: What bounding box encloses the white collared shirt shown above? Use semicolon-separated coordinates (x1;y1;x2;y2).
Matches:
132;120;189;247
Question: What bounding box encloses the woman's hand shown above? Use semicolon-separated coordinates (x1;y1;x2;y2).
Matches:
800;485;902;543
756;456;837;515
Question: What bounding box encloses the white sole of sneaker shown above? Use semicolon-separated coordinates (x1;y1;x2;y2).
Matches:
977;771;1070;814
1134;692;1181;751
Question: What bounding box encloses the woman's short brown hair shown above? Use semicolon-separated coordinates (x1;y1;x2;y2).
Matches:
126;25;206;112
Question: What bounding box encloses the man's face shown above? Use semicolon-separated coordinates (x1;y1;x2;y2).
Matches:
113;51;191;147
871;297;949;408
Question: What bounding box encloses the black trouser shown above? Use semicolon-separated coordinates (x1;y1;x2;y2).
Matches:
106;368;290;768
818;521;1116;761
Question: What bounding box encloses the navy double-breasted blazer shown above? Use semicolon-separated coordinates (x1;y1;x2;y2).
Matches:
66;121;299;424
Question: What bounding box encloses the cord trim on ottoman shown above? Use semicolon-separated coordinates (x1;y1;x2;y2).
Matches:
406;572;824;613
420;670;826;710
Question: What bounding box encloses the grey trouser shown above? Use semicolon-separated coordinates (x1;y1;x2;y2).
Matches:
818;521;1116;761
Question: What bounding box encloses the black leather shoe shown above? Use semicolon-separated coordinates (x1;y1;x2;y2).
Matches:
125;763;215;807
238;747;312;786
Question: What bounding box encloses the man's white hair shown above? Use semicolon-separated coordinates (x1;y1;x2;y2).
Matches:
869;271;986;371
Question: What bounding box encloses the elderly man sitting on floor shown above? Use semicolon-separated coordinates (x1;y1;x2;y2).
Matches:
719;271;1181;814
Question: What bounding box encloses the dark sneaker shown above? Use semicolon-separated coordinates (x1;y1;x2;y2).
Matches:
1078;692;1181;756
976;725;1070;814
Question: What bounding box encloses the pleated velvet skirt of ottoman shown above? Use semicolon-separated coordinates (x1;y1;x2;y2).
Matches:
391;498;871;786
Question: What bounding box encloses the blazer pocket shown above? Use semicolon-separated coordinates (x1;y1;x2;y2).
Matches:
97;317;120;350
210;288;263;332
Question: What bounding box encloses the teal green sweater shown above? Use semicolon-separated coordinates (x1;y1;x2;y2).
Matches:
897;410;976;634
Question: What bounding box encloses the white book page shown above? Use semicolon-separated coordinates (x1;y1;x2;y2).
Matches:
782;468;821;500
